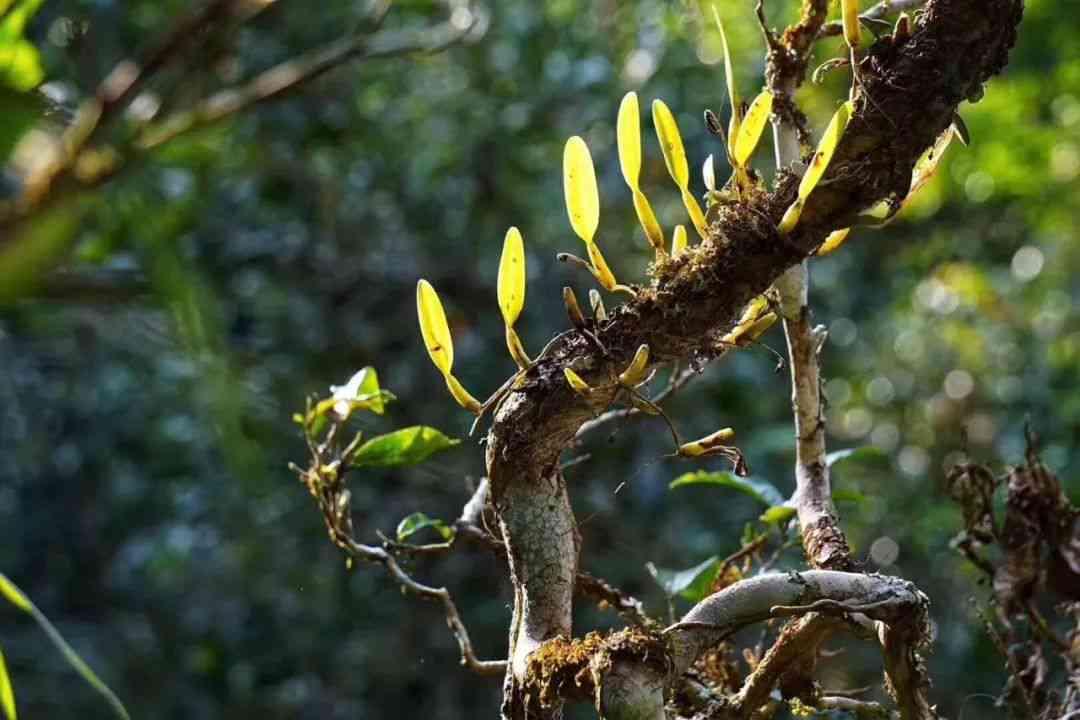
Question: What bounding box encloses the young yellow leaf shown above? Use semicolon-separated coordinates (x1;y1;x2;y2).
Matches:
817;227;852;256
681;188;708;240
909;127;957;198
444;373;482;414
671;224;688;256
652;99;689;189
617;91;642;190
732;90;773;168
505;325;531;370
632;190;665;255
563;367;593;396
743;312;777;342
497;226;526;327
777;198;805;234
563;136;600;244
712;7;742;138
841;0;861;49
798;100;854;203
416;279;454;375
586;242;618;292
720;295;769;343
0;646;15;720
618;344;650;387
679;427;735;457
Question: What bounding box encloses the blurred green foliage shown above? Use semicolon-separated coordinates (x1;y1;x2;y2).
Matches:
0;0;1078;718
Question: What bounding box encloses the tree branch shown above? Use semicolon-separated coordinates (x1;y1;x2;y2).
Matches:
488;0;1022;715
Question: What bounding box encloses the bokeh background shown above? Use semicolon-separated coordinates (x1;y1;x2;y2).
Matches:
1;0;1078;717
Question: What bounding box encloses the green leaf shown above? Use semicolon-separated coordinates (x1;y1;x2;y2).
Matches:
669;471;785;507
833;489;868;505
0;645;15;720
646;556;719;602
349;426;460;468
760;505;797;525
826;446;887;469
395;512;454;543
0;574;129;720
0;199;84;304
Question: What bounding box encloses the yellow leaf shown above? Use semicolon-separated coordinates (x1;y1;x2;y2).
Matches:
841;0;861;48
652;99;689;189
505;325;531;370
497;226;526;327
721;296;769;343
713;7;741;136
563;136;600;244
589;289;607;323
671;224;688;256
416;279;454;375
444;374;482;414
0;575;30;614
909;127;957;198
618;344;650;387
817;227;852;256
777;198;805;234
617;91;642;190
679;427;735;457
0;646;15;720
586;242;618;292
798;100;853;203
632;190;665;255
681;188;708;240
732;90;773;168
563;367;592;395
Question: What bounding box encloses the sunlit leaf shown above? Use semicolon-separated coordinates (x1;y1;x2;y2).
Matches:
732;90;773;168
670;471;784;507
563;367;592;395
779;100;854;234
396;512;454;543
416;279;454;375
443;373;483;414
0;576;30;613
563;136;600;244
497;226;526;327
632;190;665;254
646;556;719;601
817;227;852;256
672;224;688;256
702;154;716;192
908;127;957;199
349;426;461;468
841;0;861;48
677;427;736;457
616;91;642;189
0;646;14;720
330;367;389;415
681;188;708;240
798;100;853;203
586;241;618;291
652;99;689;188
618;344;650;387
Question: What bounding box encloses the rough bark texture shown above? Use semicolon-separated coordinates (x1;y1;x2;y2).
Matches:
487;0;1023;715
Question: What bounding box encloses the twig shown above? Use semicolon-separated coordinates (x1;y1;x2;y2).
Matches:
339;534;507;677
574;364;700;439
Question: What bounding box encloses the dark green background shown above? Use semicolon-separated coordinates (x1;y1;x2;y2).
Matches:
1;0;1077;717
